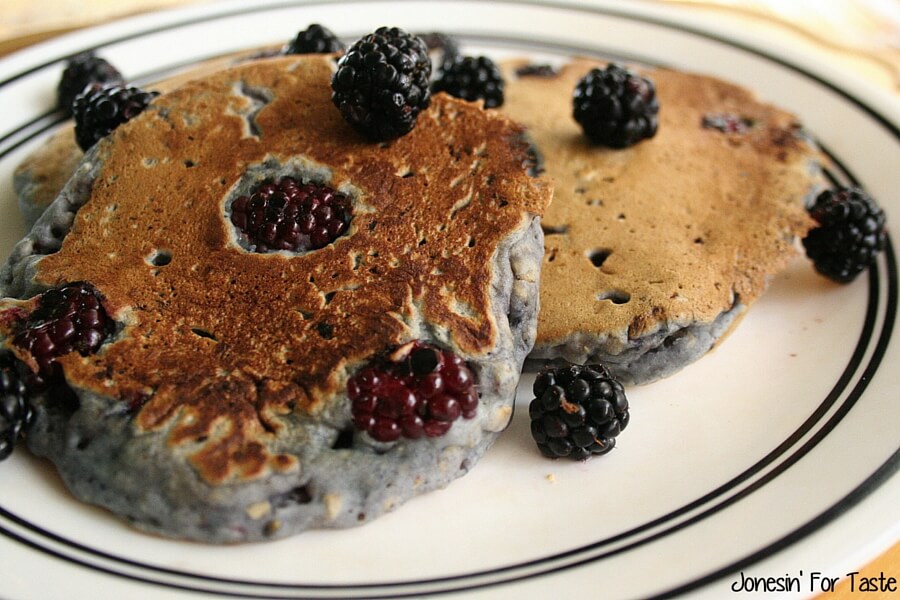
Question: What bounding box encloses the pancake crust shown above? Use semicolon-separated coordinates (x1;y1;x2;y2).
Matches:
502;58;825;383
0;55;549;541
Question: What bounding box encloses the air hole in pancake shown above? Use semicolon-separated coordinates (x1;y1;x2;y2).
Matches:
597;290;631;304
542;224;569;236
272;485;313;508
316;322;334;340
191;328;218;341
547;249;558;262
617;213;626;220
588;249;612;268
323;292;336;306
147;249;172;267
183;160;196;168
332;428;355;449
587;198;604;206
75;438;91;451
467;237;476;248
694;237;705;244
419;238;428;246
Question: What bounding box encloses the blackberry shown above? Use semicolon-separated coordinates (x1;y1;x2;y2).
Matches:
572;63;659;148
529;364;629;461
283;24;344;55
72;84;159;151
432;55;504;109
803;187;887;283
57;52;124;117
230;177;352;252
331;27;431;141
348;341;478;442
0;351;32;461
13;281;115;387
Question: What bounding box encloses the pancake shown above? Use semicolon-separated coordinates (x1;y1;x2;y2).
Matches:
0;54;550;542
501;58;826;384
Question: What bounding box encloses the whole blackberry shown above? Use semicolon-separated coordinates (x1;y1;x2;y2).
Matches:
417;32;460;67
230;177;352;252
13;281;115;386
803;187;887;283
72;84;159;151
0;351;32;461
529;364;629;461
432;55;505;109
283;23;344;55
572;63;659;148
57;52;124;117
331;27;431;141
348;341;478;442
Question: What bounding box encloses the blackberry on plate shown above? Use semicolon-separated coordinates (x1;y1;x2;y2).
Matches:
0;351;32;461
73;84;159;151
283;23;344;55
347;341;478;442
529;363;629;461
515;63;558;78
230;177;352;252
331;26;431;141
57;52;124;117
432;55;505;109
803;187;887;283
13;281;115;387
572;63;659;148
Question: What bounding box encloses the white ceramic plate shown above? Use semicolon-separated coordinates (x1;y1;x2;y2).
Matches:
0;1;897;598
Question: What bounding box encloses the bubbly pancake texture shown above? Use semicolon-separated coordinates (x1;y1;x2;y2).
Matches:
0;55;549;541
502;58;825;383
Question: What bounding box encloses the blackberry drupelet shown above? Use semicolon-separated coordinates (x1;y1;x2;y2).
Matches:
57;52;124;117
13;281;115;387
72;84;159;151
331;27;431;141
348;341;478;442
572;63;659;148
0;351;32;461
283;24;344;55
529;363;629;461
432;55;505;109
230;177;352;252
803;187;887;283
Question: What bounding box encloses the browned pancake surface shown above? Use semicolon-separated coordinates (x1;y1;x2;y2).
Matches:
22;55;549;483
502;58;820;351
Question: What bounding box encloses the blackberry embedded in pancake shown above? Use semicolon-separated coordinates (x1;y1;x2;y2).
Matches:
0;54;550;542
502;57;827;384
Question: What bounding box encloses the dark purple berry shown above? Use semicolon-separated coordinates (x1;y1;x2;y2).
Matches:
432;55;505;108
57;52;124;117
803;187;887;283
12;282;115;388
283;24;344;55
331;27;431;141
72;84;158;151
230;177;352;253
573;64;659;148
0;351;32;461
347;341;478;442
529;363;629;460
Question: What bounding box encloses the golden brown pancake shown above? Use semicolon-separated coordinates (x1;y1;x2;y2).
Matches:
501;57;826;383
0;54;550;541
